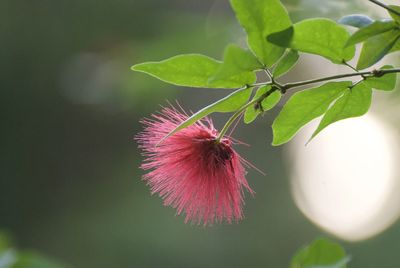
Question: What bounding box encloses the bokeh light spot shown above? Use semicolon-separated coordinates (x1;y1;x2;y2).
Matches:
287;114;400;241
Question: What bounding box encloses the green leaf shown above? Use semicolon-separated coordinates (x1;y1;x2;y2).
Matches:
291;238;350;268
338;14;374;28
388;5;400;23
244;86;281;124
364;65;397;91
261;90;281;109
132;54;253;89
273;50;299;78
162;87;253;141
268;18;356;63
357;29;400;69
209;44;261;85
345;20;397;47
311;82;372;140
230;0;292;67
272;81;351;146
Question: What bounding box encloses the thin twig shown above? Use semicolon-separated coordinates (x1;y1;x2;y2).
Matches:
343;61;359;73
368;0;400;17
216;87;278;142
251;68;400;90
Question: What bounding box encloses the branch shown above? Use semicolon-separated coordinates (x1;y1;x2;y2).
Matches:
368;0;400;17
281;68;400;90
250;68;400;90
217;68;400;141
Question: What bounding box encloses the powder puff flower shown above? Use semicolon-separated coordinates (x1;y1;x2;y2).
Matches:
136;105;254;225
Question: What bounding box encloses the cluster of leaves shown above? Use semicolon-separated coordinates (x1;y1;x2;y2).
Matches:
132;0;399;145
339;5;400;70
0;231;67;268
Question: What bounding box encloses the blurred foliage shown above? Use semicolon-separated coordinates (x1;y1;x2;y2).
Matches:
0;233;67;268
291;238;350;268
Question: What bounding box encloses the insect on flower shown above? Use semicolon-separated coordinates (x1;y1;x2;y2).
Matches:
135;105;257;225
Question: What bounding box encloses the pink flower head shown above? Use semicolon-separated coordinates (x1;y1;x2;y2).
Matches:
136;105;254;225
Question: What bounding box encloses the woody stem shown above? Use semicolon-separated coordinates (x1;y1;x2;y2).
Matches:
253;68;400;90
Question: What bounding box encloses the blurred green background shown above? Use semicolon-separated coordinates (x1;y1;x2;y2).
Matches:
2;0;400;267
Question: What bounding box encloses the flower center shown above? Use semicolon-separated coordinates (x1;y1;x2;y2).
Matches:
212;139;233;162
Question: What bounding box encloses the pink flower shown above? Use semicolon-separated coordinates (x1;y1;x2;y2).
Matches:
135;105;254;225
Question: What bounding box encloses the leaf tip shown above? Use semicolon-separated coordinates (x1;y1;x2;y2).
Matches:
243;117;252;124
271;137;284;147
305;135;316;146
267;27;294;47
131;63;143;71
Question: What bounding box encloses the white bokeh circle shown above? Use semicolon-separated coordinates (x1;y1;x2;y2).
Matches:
287;114;400;241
